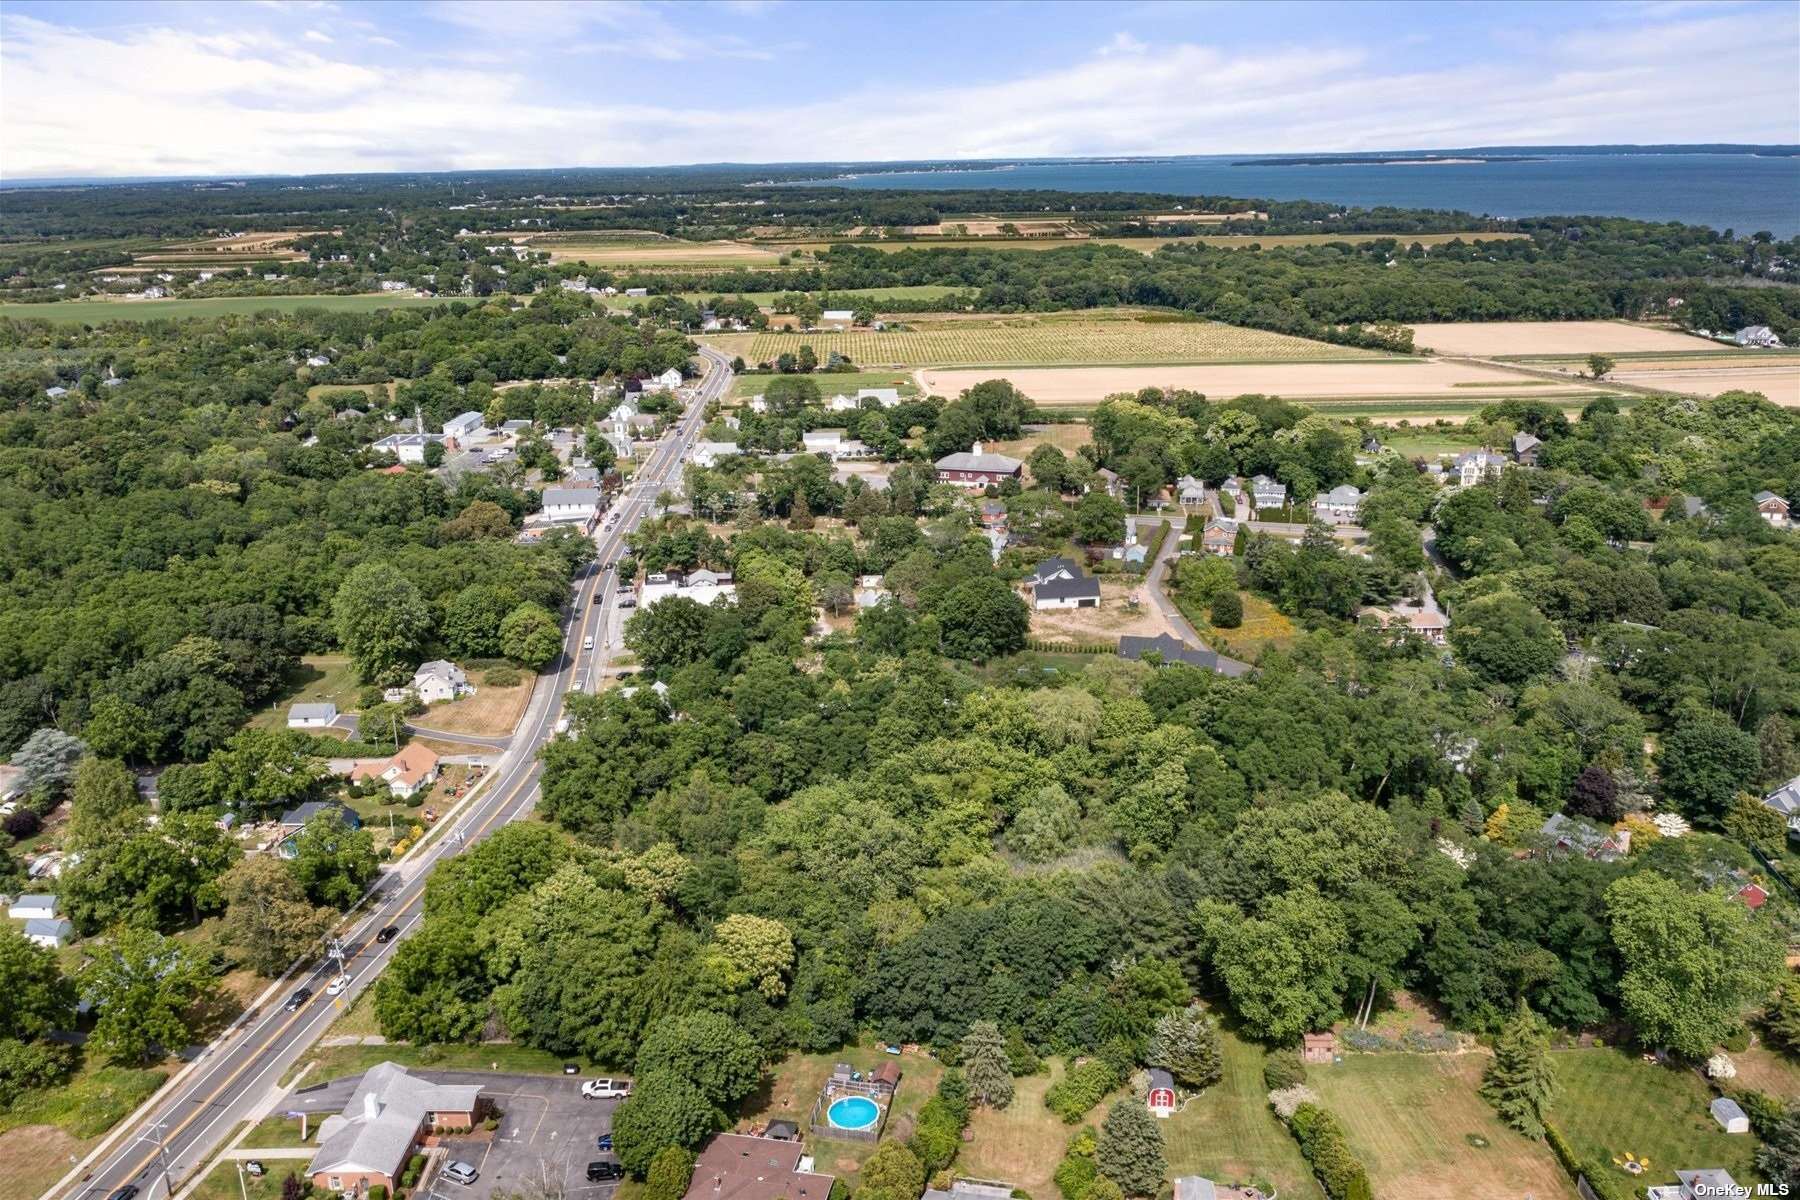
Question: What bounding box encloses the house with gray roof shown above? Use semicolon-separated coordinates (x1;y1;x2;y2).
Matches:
308;1062;486;1195
24;917;74;949
287;702;338;729
1033;565;1101;610
936;443;1023;489
540;487;600;525
1763;773;1800;834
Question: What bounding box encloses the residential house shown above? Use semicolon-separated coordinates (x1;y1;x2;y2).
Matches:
1177;476;1207;507
45;386;68;399
624;287;649;297
935;443;1023;489
379;280;410;293
1736;882;1769;911
640;367;685;394
682;1133;835;1200
371;433;441;464
1312;484;1365;525
826;393;860;413
1540;812;1629;863
692;440;742;468
350;744;441;801
1734;324;1783;348
279;801;362;836
1199;517;1237;557
1646;1169;1741;1200
500;419;533;438
1250;474;1287;511
1364;603;1449;645
803;430;872;460
1511;431;1542;465
406;661;472;705
540;487;601;526
7;894;58;923
820;309;854;329
1033;560;1101;610
1755;490;1791;528
1763;773;1800;834
1146;1068;1177;1118
287;702;338;730
307;1062;486;1196
305;354;330;368
1453;450;1508;486
854;575;891;609
979;500;1008;529
442;411;486;445
857;388;901;408
1118;633;1232;674
559;277;589;293
1092;467;1123;499
24;918;74;949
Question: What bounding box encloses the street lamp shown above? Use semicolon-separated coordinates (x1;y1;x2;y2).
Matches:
136;1119;176;1200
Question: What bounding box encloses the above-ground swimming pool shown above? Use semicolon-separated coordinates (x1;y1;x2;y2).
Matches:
826;1095;881;1130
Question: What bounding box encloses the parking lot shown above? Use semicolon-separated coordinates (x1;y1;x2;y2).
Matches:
286;1070;621;1200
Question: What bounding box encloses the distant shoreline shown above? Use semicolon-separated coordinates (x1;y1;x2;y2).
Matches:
1234;155;1545;167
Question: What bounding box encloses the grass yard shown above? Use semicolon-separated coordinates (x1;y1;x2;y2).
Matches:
1726;1043;1800;1098
0;294;442;324
730;370;919;401
306;381;397;404
0;1063;168;1200
1550;1047;1760;1190
990;423;1093;458
248;655;363;733
1175;589;1297;662
188;1159;295;1200
240;1113;314;1150
1161;1031;1314;1197
956;1061;1119;1198
705;310;1385;369
323;983;386;1041
1372;425;1489;458
410;669;534;738
1310;1053;1573;1200
286;1041;577;1089
738;1046;943;1184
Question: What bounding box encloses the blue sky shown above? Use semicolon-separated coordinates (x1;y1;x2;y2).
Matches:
2;0;1796;179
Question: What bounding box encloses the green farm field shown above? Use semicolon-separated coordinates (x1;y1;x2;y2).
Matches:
704;310;1387;368
730;369;919;400
0;294;442;324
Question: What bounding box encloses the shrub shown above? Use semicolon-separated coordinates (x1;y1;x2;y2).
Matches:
1052;1129;1100;1200
0;1037;76;1106
1267;1086;1319;1121
482;665;522;687
2;808;41;838
1208;591;1243;629
1732;1088;1788;1136
1046;1059;1122;1123
1262;1052;1307;1092
370;1186;388;1200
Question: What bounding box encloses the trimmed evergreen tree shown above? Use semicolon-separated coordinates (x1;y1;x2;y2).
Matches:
1096;1099;1167;1197
1480;1003;1557;1138
960;1020;1015;1109
1147;1003;1223;1090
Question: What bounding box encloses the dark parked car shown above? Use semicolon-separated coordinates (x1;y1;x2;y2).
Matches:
587;1162;625;1183
596;1133;613;1151
375;925;400;943
107;1187;139;1200
284;988;311;1011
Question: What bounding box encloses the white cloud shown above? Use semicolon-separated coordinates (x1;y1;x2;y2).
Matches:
0;6;1794;179
303;29;333;43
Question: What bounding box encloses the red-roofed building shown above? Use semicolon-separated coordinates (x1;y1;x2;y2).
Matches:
1736;883;1769;911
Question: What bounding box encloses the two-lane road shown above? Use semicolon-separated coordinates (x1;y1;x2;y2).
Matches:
54;348;728;1200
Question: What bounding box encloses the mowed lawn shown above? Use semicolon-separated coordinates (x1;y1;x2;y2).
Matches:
247;654;363;733
730;370;919;401
705;310;1384;369
0;1064;168;1200
1550;1047;1759;1190
1310;1053;1574;1200
1161;1032;1313;1196
739;1046;943;1185
0;294;442;324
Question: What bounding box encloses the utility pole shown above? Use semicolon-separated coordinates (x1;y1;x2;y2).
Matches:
137;1119;176;1200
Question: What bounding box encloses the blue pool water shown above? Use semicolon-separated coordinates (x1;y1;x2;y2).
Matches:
826;1096;880;1129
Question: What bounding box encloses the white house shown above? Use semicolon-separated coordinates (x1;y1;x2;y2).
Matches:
640;570;737;609
826;393;860;413
1454;450;1508;487
442;411;486;444
540;487;600;526
1250;474;1287;510
24;918;74;949
288;702;338;729
820;309;855;328
802;430;873;460
305;354;330;367
379;280;410;293
1177;476;1207;507
1030;557;1101;610
45;386;69;399
1647;1169;1742;1200
1763;773;1800;834
624;287;649;298
371;433;441;464
349;744;440;801
7;894;58;922
1734;325;1783;348
640;367;685;394
1312;484;1365;525
857;388;901;408
691;441;741;468
408;661;472;705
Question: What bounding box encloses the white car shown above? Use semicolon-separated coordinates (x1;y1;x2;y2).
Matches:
325;974;351;996
581;1078;632;1100
582;636;594;650
441;1162;479;1186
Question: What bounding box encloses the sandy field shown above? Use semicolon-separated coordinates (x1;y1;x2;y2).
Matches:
1407;320;1718;356
1611;363;1800;406
528;238;783;267
916;361;1598;406
1029;576;1174;643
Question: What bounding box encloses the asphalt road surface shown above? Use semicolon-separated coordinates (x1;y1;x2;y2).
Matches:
54;348;729;1200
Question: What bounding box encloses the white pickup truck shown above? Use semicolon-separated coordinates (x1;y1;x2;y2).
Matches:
581;1078;632;1100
